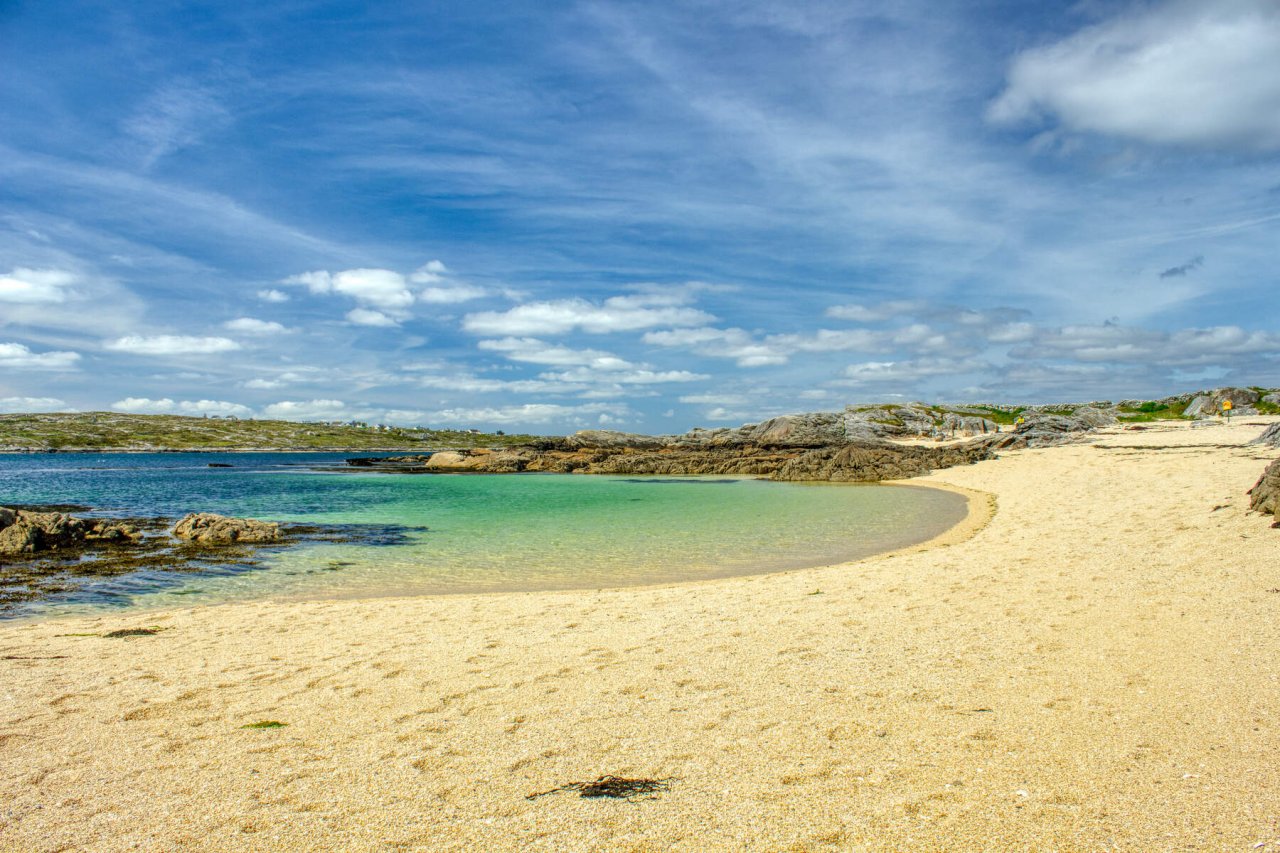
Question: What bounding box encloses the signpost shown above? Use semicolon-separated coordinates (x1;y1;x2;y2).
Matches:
1223;399;1233;423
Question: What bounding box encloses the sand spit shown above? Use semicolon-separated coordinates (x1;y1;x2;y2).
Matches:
2;420;1279;851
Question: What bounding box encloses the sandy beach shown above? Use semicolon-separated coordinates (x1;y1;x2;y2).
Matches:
2;419;1279;851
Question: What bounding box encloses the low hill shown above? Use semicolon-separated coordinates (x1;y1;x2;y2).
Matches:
0;412;538;452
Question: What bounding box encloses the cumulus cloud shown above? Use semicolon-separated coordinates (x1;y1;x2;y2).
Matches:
1020;323;1280;366
110;397;253;416
478;337;636;369
643;327;788;367
989;0;1280;151
428;402;632;426
839;357;986;385
257;288;290;303
345;308;400;327
463;294;714;336
224;317;288;334
411;260;489;304
540;367;706;385
825;300;928;323
0;396;73;412
0;268;78;304
0;342;81;370
105;335;240;355
286;268;415;321
262;399;351;421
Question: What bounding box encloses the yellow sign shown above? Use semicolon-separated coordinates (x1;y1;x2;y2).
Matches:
1223;400;1234;410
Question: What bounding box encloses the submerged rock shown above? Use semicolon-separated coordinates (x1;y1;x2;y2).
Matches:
172;512;281;544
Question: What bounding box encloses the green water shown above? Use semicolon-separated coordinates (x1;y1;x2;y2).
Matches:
136;473;966;607
0;453;966;615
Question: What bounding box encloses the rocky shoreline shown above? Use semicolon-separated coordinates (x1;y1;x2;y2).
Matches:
0;507;425;615
339;404;1121;479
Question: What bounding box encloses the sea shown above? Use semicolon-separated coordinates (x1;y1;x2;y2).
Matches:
0;452;967;618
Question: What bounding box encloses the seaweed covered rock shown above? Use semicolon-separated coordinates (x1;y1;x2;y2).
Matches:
172;512;281;544
1249;459;1280;518
0;508;87;556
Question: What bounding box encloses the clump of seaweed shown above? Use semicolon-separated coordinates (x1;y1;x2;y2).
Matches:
527;775;673;801
103;627;162;638
241;720;288;729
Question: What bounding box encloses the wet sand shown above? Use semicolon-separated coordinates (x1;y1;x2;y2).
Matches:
2;418;1278;851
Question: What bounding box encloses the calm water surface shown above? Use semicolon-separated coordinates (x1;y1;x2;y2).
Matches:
0;452;966;616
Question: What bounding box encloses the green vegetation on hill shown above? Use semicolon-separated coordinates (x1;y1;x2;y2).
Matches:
1115;400;1191;423
0;412;539;452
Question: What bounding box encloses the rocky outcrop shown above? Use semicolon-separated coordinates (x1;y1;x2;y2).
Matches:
1185;388;1260;418
0;509;88;555
172;513;281;544
1250;423;1280;448
1248;459;1280;519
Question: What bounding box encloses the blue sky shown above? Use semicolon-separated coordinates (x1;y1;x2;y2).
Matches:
2;0;1278;432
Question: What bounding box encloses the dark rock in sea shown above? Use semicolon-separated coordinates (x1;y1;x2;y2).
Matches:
1249;459;1280;519
1250;423;1280;448
172;513;281;544
207;463;234;468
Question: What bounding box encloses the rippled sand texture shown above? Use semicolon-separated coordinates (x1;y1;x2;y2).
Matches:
2;419;1279;851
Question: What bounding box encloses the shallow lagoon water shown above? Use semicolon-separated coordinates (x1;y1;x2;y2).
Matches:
0;452;966;616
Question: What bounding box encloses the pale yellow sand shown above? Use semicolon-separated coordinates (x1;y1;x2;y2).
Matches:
3;419;1280;852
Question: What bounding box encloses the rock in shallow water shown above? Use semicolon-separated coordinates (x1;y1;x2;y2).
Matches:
172;512;281;544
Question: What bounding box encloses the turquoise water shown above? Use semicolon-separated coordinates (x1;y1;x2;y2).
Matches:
0;453;966;615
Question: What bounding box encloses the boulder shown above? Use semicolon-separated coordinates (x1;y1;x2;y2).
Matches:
86;520;144;544
172;513;280;544
941;413;999;436
1184;387;1260;418
1250;423;1280;448
1248;459;1280;518
0;509;87;555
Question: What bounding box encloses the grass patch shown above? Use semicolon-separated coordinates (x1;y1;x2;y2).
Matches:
241;720;288;729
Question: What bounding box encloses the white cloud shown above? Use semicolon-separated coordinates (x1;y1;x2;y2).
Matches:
111;397;175;414
0;396;73;412
989;0;1280;151
263;399;351;421
110;397;252;416
428;402;631;426
257;288;290;303
345;308;400;327
0;342;81;370
540;367;707;384
478;337;635;369
411;260;489;303
105;335;240;355
0;268;77;304
1022;323;1280;366
825;300;927;323
224;317;288;334
286;268;415;320
463;295;714;336
839;357;985;385
419;282;489;304
643;327;787;367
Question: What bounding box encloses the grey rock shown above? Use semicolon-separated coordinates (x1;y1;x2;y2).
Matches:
1250;423;1280;448
1184;387;1260;418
